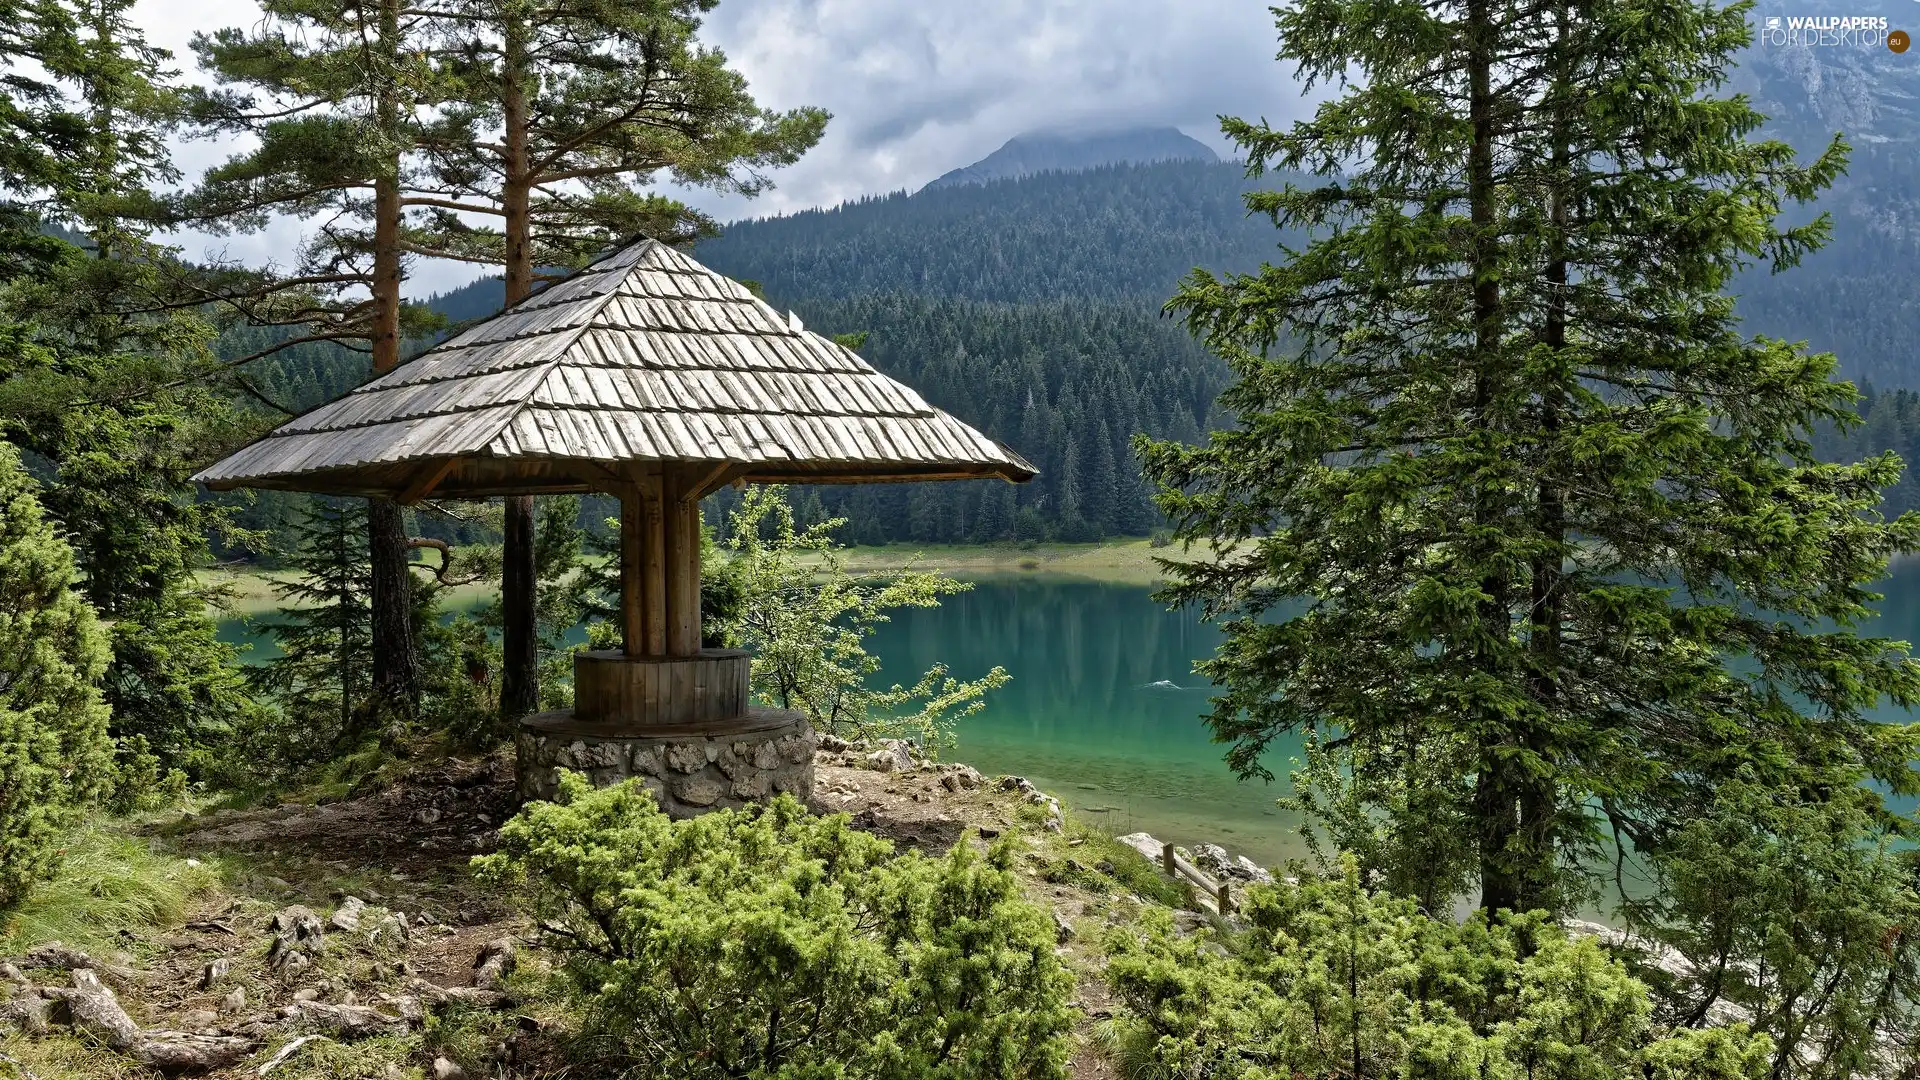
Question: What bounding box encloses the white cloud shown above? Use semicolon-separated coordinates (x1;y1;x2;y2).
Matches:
132;0;1317;296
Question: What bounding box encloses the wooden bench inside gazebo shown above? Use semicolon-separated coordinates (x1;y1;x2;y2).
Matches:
194;238;1035;814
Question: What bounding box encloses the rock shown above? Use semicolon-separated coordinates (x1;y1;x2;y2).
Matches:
269;905;325;943
473;938;516;991
283;999;409;1038
373;911;410;945
939;771;961;793
406;978;505;1010
432;1056;470;1080
54;968;139;1049
136;1031;256;1073
20;943;135;987
1114;832;1165;862
199;957;230;989
292;988;321;1002
263;876;293;893
999;775;1033;793
0;962;27;987
1095;860;1116;875
818;734;852;753
181;1008;221;1029
0;991;52;1035
1053;911;1076;944
271;947;312;978
1191;843;1273;885
866;743;913;773
677;777;724;807
415;807;442;825
220;987;248;1015
327;896;366;933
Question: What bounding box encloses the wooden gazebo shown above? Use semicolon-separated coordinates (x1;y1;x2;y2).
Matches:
195;237;1035;812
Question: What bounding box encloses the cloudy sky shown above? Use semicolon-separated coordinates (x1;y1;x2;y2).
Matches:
133;0;1309;294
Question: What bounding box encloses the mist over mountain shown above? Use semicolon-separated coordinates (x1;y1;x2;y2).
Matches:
918;126;1218;192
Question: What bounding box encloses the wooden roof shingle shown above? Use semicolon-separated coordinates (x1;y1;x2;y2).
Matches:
193;238;1037;500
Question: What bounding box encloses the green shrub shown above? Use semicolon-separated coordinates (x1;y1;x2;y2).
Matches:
0;444;115;908
1101;857;1773;1080
475;775;1077;1079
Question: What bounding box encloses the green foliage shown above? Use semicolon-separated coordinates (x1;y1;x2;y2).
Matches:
246;497;375;766
474;776;1076;1080
418;0;827;269
1630;780;1920;1078
0;445;115;908
1102;859;1773;1080
716;486;1009;751
1139;0;1920;921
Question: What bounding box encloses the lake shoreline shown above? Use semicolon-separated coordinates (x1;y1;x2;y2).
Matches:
198;537;1196;619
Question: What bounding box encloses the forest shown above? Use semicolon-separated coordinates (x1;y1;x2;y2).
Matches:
2;0;1919;1076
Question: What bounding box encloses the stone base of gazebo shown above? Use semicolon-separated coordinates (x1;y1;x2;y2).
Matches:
515;708;817;815
514;647;819;816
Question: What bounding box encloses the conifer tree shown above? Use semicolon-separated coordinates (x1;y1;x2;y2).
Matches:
408;0;826;722
249;498;374;756
0;443;114;907
0;0;267;778
182;0;448;713
1140;0;1920;916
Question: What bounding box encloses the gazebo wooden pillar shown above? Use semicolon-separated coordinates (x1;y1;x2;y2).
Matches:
569;464;745;731
192;237;1035;816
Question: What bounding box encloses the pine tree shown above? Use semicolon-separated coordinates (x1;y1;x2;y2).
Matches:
0;443;114;907
410;0;825;722
183;0;448;713
1140;0;1920;916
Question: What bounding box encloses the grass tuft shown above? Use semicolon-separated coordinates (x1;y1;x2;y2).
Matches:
0;823;222;956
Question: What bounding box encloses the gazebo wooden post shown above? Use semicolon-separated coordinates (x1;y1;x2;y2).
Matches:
665;466;702;657
616;465;701;659
619;482;645;658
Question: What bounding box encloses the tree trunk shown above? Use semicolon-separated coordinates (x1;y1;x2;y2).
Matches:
497;17;540;723
1465;0;1524;914
367;0;418;713
1515;1;1575;918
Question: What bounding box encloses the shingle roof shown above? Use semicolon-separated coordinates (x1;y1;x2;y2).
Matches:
193;238;1037;500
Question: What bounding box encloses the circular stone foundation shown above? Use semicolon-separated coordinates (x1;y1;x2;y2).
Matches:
515;708;817;817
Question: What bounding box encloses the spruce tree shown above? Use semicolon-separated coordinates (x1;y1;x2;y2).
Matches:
1140;0;1920;915
0;0;267;779
250;498;374;757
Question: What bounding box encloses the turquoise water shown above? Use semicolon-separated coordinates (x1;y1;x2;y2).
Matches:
215;560;1920;870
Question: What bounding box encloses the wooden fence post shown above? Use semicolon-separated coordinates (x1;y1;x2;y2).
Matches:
1162;841;1176;878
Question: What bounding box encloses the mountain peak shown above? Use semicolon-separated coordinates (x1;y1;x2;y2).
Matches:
921;126;1218;192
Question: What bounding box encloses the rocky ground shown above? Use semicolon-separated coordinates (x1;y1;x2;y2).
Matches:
0;743;1252;1080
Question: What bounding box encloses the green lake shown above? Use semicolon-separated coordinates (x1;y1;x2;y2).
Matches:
217;559;1920;872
